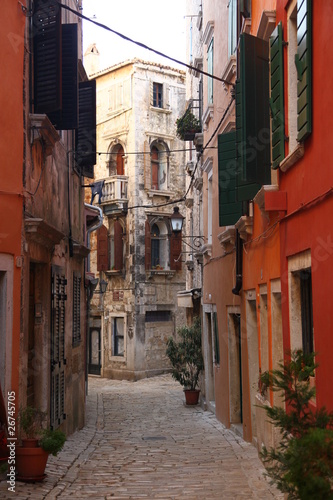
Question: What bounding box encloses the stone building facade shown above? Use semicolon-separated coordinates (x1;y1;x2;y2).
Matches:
86;58;187;380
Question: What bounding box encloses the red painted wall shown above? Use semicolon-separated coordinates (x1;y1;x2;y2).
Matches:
277;0;333;411
0;1;26;398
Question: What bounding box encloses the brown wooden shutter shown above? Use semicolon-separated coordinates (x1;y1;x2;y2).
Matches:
170;232;182;271
144;141;151;189
116;146;124;175
114;221;123;271
58;24;78;130
33;0;61;121
51;266;67;429
97;225;108;271
145;220;151;270
76;80;96;178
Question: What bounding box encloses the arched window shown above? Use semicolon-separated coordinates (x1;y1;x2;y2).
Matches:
150;143;168;191
108;144;125;176
145;219;181;271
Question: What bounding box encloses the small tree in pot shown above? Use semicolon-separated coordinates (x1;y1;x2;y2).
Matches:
166;317;204;405
176;110;201;141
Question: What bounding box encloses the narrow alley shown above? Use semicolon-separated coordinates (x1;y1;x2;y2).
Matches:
1;375;282;500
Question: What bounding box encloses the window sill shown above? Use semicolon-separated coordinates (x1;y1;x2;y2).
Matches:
279;143;304;172
150;106;172;114
147;270;175;279
217;226;236;252
202;105;214;126
235;215;253;241
147;189;172;198
105;269;123;276
29;113;60;156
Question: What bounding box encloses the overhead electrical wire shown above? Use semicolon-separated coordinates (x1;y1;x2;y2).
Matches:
57;2;235;211
58;2;232;85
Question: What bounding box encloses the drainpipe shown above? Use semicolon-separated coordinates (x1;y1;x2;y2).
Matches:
232;230;243;296
85;203;103;272
84;203;103;396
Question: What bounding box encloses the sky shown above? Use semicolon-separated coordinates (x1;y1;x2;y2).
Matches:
82;0;187;72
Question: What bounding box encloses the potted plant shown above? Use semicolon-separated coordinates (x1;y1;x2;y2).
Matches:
15;406;66;481
260;350;333;499
176;110;201;141
166;317;204;405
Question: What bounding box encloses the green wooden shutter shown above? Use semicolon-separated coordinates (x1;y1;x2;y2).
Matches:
218;131;242;226
295;0;312;141
236;34;271;202
76;81;96;178
270;22;285;169
33;0;61;121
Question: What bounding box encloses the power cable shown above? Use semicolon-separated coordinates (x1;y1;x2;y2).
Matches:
59;2;233;85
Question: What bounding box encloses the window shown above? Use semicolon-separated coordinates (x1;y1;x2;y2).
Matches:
112;317;124;356
300;269;314;355
145;311;172;322
228;0;237;58
150;143;168;191
72;272;81;345
145;219;182;271
153;82;163;108
207;39;214;104
108;144;125;176
288;251;314;354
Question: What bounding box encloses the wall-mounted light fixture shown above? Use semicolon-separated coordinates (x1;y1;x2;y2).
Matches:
170;206;184;233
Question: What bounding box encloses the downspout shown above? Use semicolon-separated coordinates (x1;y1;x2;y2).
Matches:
85;203;103;272
84;202;103;396
232;230;243;295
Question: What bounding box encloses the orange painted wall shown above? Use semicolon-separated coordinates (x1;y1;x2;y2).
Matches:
0;1;26;397
277;0;333;411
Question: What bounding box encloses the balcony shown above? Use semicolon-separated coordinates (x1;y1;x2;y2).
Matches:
100;176;128;215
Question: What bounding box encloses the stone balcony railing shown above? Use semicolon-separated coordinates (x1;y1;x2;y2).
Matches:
100;175;128;215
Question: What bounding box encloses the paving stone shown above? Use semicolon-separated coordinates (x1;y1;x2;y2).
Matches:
0;374;283;499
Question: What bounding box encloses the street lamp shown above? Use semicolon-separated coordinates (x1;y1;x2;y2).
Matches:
97;279;108;294
170;206;184;233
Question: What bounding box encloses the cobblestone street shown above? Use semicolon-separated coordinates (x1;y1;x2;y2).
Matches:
0;375;282;499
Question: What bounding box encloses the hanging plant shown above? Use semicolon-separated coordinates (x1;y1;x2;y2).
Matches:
176;110;201;141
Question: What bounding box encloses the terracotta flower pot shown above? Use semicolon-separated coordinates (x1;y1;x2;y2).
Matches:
184;389;200;405
15;446;49;481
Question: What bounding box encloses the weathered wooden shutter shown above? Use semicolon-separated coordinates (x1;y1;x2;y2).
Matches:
143;141;151;190
151;147;159;190
114;221;123;271
76;80;96;178
57;24;78;130
33;0;61;121
145;220;151;270
218;131;242;226
72;272;81;345
51;267;67;429
236;34;271;202
97;225;108;271
170;232;182;271
295;0;312;142
270;22;285;169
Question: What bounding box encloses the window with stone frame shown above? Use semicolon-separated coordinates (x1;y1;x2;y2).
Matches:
152;82;163;108
108;144;125;176
145;219;182;271
150;143;169;191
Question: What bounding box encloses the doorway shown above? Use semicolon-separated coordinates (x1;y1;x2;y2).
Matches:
228;310;243;426
89;327;101;375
